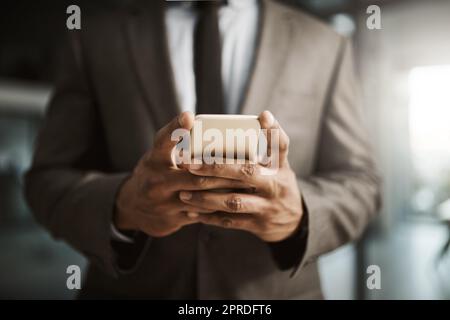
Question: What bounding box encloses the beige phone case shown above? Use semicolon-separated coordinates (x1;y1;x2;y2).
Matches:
191;114;261;162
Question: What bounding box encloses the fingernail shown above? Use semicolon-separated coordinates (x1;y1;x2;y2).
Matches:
180;191;192;201
265;111;275;127
186;212;199;219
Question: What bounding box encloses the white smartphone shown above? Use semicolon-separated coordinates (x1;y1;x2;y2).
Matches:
190;114;261;162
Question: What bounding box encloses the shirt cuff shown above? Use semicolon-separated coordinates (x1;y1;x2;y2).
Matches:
110;222;134;243
267;199;309;271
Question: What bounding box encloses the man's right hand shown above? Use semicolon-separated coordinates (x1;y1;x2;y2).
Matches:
114;111;246;238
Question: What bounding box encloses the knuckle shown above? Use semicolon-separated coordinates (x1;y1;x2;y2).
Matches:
226;195;242;212
241;163;256;177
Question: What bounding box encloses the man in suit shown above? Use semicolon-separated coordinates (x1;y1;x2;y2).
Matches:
25;0;381;299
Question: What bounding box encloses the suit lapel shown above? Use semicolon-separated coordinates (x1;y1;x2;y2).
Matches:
123;1;180;130
240;0;296;115
123;0;297;126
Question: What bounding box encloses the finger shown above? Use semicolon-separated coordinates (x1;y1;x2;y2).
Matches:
166;198;218;215
179;212;202;226
258;110;274;159
152;111;194;164
185;163;265;186
258;110;275;131
179;207;218;226
179;191;269;214
185;212;200;219
196;211;256;231
182;162;272;193
180;204;216;214
142;203;214;226
258;110;290;166
164;169;250;191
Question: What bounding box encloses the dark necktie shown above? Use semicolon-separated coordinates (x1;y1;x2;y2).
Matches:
193;2;225;115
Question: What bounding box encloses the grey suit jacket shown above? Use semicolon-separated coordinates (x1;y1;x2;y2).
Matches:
25;0;381;299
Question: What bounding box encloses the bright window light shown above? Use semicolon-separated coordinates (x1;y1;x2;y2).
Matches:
409;65;450;183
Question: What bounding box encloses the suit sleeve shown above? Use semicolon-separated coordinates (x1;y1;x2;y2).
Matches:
24;33;140;278
290;38;382;276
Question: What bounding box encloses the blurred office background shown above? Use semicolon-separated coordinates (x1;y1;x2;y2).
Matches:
1;0;450;299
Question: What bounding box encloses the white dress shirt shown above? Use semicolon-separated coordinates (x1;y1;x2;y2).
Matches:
111;0;260;242
165;0;260;114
